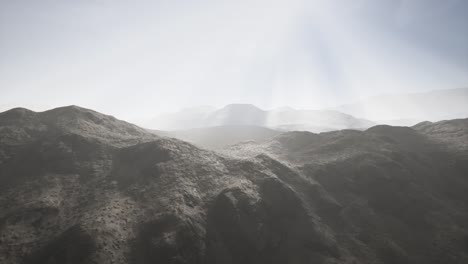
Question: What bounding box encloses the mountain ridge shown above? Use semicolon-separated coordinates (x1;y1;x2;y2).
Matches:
0;105;157;147
0;106;468;264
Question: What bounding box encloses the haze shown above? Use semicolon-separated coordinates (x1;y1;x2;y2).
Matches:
1;0;467;120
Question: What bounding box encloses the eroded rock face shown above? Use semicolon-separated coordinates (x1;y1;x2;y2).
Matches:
132;214;205;264
111;140;172;188
205;179;339;264
24;225;96;264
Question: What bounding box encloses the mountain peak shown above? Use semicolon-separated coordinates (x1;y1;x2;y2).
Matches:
0;105;157;147
221;104;264;112
0;107;35;117
0;108;37;126
42;105;102;117
208;104;267;126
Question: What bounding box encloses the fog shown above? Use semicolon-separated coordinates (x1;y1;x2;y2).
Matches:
1;0;467;121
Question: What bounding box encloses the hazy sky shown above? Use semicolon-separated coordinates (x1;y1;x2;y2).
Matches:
1;0;467;119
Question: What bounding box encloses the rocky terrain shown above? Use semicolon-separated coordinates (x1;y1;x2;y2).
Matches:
1;106;468;264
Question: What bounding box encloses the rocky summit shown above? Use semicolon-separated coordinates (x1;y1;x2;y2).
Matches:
1;106;468;264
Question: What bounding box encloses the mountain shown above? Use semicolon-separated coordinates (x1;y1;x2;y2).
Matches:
0;106;344;264
0;105;156;147
144;104;375;133
225;119;468;263
1;106;468;264
0;106;159;190
336;87;468;124
205;104;267;127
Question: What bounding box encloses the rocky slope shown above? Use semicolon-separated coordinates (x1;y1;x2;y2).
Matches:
0;106;155;147
1;106;467;264
226;120;468;264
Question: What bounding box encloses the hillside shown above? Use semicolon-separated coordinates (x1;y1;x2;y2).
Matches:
1;107;468;264
225;120;468;263
413;119;468;154
0;105;156;147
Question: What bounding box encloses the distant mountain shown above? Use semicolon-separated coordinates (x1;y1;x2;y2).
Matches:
336;87;468;125
1;106;468;264
205;104;267;127
145;104;375;132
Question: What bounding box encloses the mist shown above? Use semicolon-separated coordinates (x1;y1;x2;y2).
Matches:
1;0;467;121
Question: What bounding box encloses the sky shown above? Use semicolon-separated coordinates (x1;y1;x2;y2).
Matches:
1;0;467;119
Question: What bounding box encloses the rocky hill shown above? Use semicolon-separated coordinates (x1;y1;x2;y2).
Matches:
1;106;467;264
225;119;468;264
0;106;155;147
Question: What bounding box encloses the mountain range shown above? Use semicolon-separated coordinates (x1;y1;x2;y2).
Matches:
145;104;375;133
1;105;468;264
142;88;468;133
